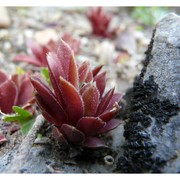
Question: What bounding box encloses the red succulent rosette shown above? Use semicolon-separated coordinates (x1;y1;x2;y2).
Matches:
31;39;123;148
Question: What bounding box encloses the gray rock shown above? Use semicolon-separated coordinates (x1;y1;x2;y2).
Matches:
116;13;180;173
143;13;180;173
0;7;11;28
144;13;180;105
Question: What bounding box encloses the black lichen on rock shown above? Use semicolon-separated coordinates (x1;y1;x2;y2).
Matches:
116;75;179;173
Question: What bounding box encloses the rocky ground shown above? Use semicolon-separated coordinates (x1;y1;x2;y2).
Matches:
0;7;179;173
0;7;154;92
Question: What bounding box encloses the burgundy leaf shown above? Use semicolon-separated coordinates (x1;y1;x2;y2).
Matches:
60;124;84;144
80;82;91;95
41;111;62;127
68;53;79;89
96;87;114;115
59;76;84;125
48;40;79;88
93;72;106;97
99;102;120;122
13;54;42;67
81;83;100;116
31;76;67;126
78;61;89;85
83;137;107;148
78;62;93;84
76;117;105;136
57;39;73;80
40;46;49;66
92;65;103;77
16;74;34;106
97;119;122;134
35;93;67;127
27;40;44;63
47;52;65;79
0;80;18;114
106;93;124;111
85;69;93;83
47;52;65;105
13;39;57;67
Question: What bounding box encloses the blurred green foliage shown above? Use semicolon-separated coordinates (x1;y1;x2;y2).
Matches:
132;7;169;26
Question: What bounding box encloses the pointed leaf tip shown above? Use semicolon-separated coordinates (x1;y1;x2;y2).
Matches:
96;87;115;115
81;83;100;116
92;65;103;77
68;53;79;88
99;102;120;122
93;71;106;97
57;38;74;80
59;76;84;125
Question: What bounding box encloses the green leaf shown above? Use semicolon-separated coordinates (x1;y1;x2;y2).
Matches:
3;106;35;135
40;68;51;85
3;114;21;122
13;106;33;120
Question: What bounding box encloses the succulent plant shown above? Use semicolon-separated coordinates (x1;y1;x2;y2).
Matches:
87;7;113;38
31;39;123;148
13;39;56;67
13;35;80;67
0;70;34;114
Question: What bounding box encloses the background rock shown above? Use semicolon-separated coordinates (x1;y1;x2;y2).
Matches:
116;13;180;173
144;13;180;105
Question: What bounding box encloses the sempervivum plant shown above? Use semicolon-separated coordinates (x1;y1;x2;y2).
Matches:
13;39;56;67
87;7;112;38
0;70;35;135
0;70;34;114
31;39;123;148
